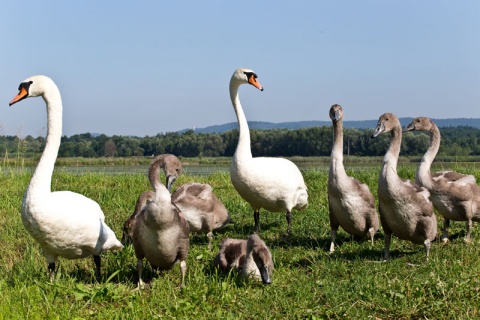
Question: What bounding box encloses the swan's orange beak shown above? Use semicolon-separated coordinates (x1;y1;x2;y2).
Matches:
9;87;28;106
248;74;264;91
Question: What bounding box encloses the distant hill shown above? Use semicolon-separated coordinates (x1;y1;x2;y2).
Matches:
179;118;480;134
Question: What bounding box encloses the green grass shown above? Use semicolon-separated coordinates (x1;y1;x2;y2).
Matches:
1;163;480;319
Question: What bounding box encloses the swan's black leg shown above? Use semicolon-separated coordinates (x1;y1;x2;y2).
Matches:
286;211;292;233
254;210;260;232
94;255;102;282
48;262;56;281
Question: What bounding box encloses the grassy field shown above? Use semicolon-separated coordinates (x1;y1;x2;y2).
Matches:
1;159;480;319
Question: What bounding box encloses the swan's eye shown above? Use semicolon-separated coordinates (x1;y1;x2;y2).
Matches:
18;81;33;92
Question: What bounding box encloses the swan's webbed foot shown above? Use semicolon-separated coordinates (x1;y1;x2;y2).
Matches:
441;236;449;245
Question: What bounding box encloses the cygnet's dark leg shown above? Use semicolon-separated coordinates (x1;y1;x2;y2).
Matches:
441;218;450;244
254;210;260;232
93;255;101;282
384;233;392;261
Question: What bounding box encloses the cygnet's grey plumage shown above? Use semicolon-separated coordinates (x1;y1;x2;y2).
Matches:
131;155;190;287
214;234;273;285
372;113;437;261
171;182;232;249
327;104;379;253
121;191;155;246
404;117;480;243
122;154;180;246
122;154;232;250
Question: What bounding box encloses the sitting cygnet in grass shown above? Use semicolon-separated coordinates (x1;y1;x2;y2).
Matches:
214;234;273;285
171;182;233;250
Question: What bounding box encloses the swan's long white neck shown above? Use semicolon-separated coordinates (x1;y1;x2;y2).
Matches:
416;124;440;188
230;80;252;163
330;119;345;174
27;85;63;197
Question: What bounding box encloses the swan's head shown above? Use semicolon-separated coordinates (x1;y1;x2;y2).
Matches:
9;75;55;106
329;104;343;123
403;117;434;133
372;112;400;138
231;68;264;91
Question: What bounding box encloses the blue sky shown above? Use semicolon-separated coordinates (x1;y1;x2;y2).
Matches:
1;1;479;137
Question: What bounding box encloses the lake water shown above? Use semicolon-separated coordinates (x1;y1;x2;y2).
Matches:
9;160;480;176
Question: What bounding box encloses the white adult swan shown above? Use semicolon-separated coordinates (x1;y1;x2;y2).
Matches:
9;75;123;280
372;113;437;260
229;68;308;232
328;104;379;253
404;117;480;243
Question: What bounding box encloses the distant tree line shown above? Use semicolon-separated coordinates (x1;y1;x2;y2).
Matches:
1;126;480;159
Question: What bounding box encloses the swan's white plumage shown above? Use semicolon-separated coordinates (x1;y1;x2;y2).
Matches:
229;68;308;231
9;75;122;278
